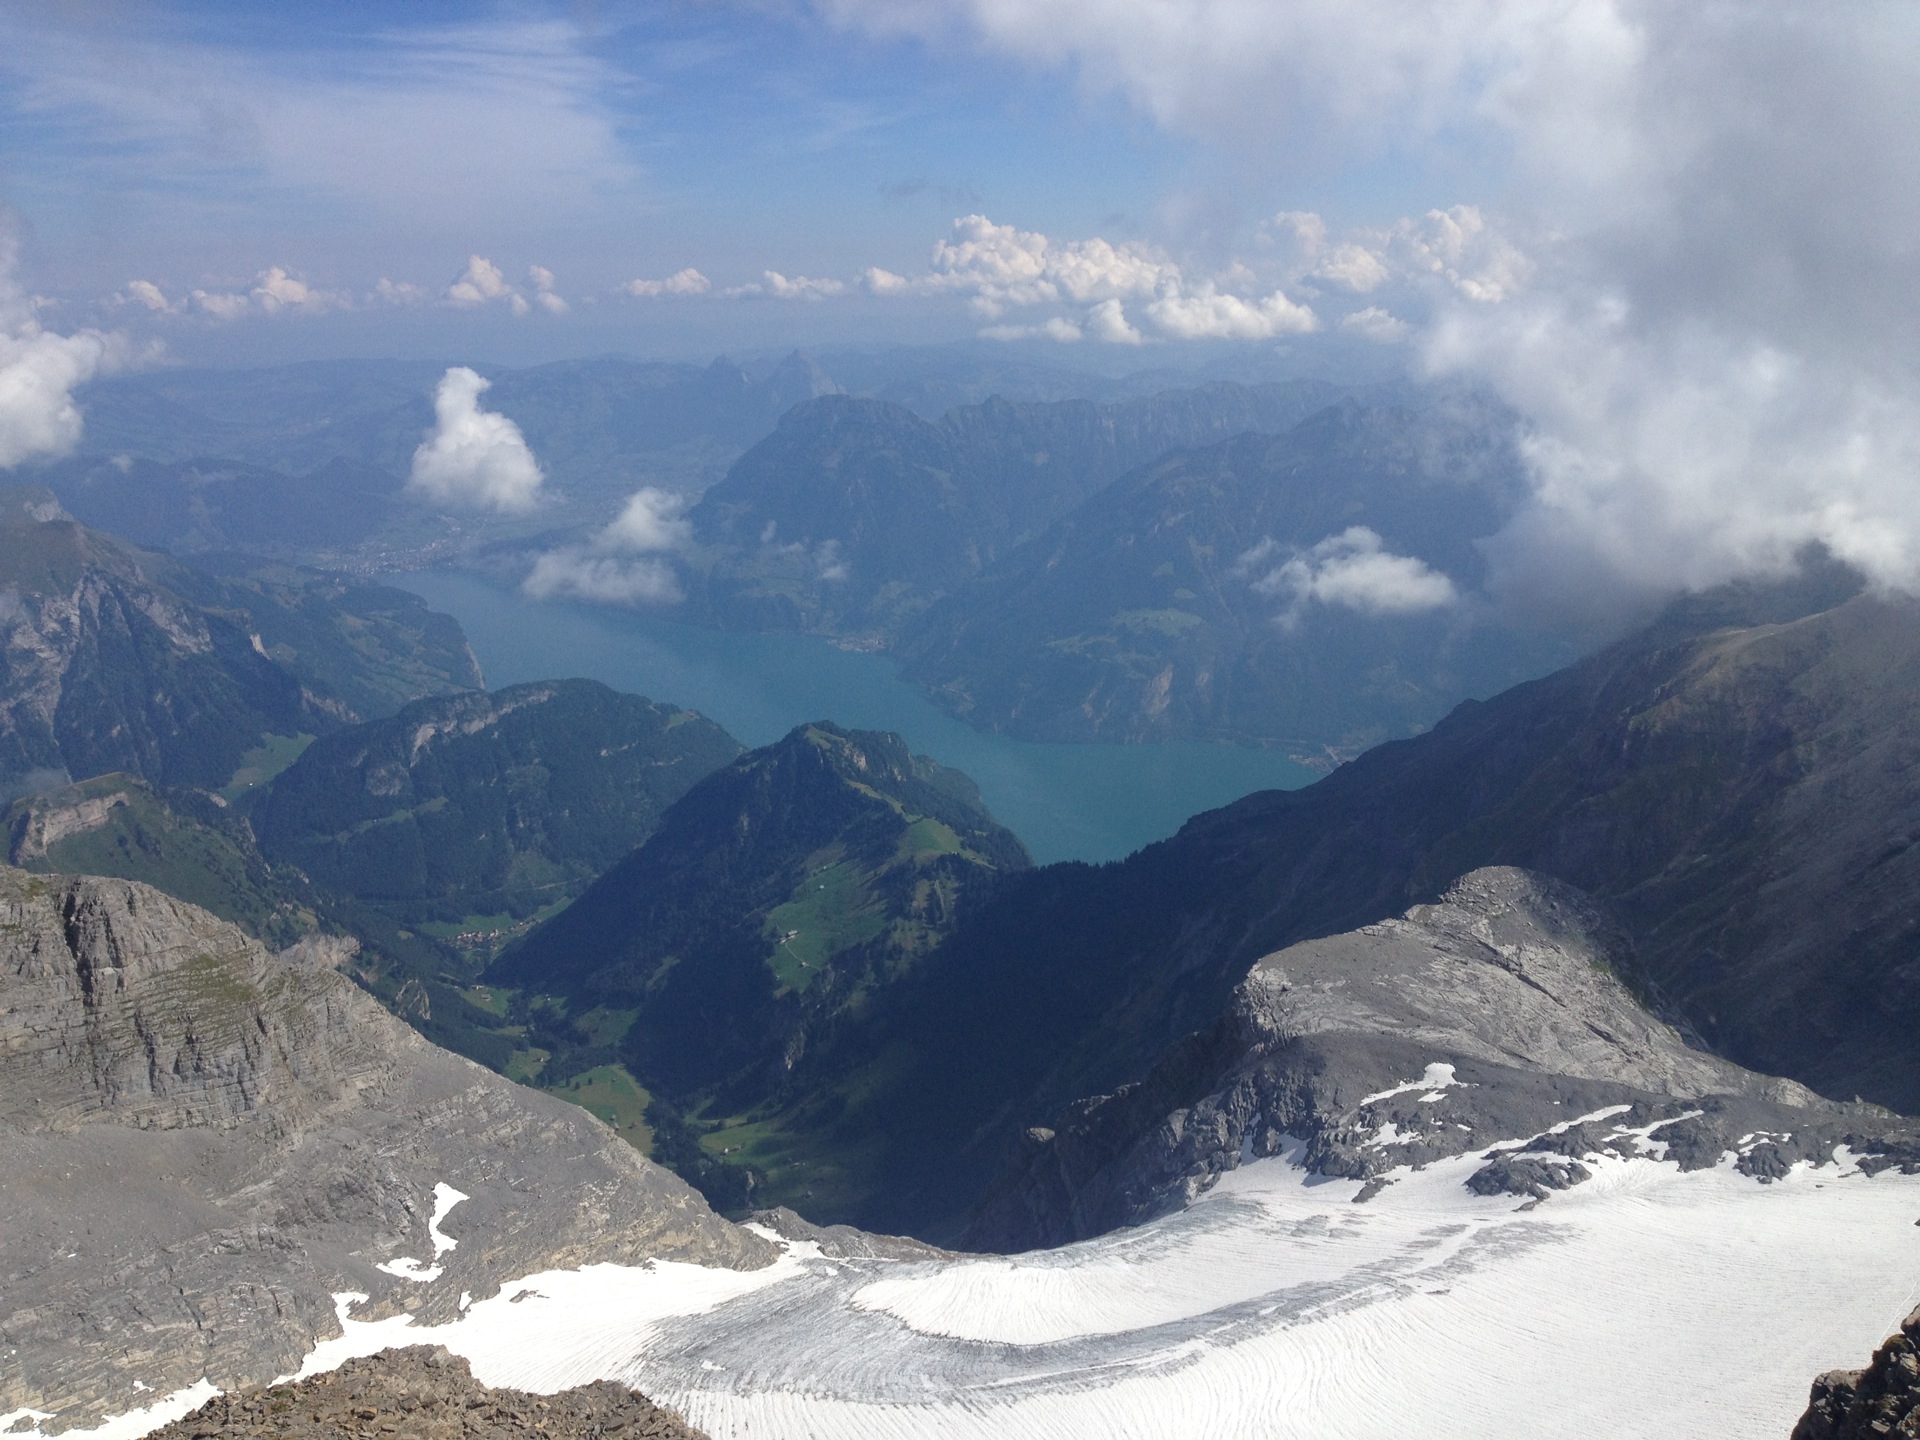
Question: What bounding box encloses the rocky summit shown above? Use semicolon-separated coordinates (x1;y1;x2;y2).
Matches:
0;867;770;1431
966;866;1920;1251
146;1347;704;1440
1794;1305;1920;1439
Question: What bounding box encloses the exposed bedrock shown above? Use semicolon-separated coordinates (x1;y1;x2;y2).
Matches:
0;868;772;1432
966;867;1918;1252
1794;1305;1920;1440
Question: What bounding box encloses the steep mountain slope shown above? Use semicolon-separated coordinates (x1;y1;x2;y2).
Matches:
72;352;838;504
744;566;1920;1237
1795;1304;1920;1439
254;679;740;933
490;723;1029;1212
0;868;767;1432
964;866;1909;1251
42;452;407;558
4;772;315;944
689;379;1345;635
898;399;1565;747
0;488;480;799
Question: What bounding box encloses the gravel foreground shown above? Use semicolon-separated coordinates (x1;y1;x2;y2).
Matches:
148;1348;706;1440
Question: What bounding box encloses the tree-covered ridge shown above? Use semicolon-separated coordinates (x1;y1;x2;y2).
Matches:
488;722;1030;1211
253;679;741;931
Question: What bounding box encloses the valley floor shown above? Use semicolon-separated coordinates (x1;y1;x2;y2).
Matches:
39;1110;1920;1440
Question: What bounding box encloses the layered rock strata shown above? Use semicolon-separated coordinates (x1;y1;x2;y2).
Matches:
0;868;771;1430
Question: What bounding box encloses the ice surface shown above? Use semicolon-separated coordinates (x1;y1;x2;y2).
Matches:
86;1143;1920;1440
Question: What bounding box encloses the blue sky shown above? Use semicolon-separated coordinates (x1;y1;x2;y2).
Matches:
5;0;1920;621
0;0;1480;365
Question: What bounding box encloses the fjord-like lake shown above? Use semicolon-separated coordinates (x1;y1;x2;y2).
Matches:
396;572;1319;866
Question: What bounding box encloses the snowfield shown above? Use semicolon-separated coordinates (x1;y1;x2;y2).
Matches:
36;1138;1920;1439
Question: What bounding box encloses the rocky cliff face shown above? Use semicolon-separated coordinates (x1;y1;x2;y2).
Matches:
0;487;481;799
1794;1305;1920;1439
966;867;1916;1251
0;868;771;1431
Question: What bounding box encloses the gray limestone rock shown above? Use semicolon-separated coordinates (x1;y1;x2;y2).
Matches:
965;866;1918;1251
0;868;774;1432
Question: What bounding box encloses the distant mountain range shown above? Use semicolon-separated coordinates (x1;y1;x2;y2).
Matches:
0;488;479;800
638;559;1920;1238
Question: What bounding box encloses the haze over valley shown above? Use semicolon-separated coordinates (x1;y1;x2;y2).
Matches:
5;4;1920;1438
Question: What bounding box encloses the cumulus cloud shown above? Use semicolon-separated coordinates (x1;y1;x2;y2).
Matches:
1342;306;1409;343
374;277;429;305
0;242;112;468
724;271;848;300
1146;286;1315;340
625;268;710;297
119;279;174;313
121;268;347;321
1242;528;1458;627
445;255;529;315
876;213;1314;344
407;366;544;513
829;0;1920;615
528;265;568;315
524;486;691;606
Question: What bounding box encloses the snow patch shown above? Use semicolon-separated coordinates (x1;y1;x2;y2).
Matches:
377;1181;469;1283
1362;1062;1462;1106
2;1381;218;1440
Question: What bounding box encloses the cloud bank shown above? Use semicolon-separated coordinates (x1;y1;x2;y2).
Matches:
1242;529;1458;628
524;487;690;605
407;367;544;513
828;0;1920;615
874;214;1317;343
0;244;110;469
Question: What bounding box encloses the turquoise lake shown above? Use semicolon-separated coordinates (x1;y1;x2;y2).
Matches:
395;571;1320;866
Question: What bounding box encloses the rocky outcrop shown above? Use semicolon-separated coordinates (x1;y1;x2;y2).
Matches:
1793;1305;1920;1439
0;868;773;1431
966;867;1916;1251
146;1347;705;1440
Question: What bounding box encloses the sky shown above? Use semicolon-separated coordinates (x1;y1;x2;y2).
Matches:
4;0;1920;620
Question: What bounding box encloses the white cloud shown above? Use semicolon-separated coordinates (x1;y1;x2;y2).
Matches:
1145;286;1316;340
154;266;349;322
1313;243;1391;293
445;255;528;314
374;277;428;306
523;486;691;606
119;279;175;313
0;16;639;235
523;553;682;605
625;268;711;297
829;0;1920;612
877;213;1314;344
0;243;111;468
407;366;544;513
1342;306;1409;343
724;271;848;300
1243;528;1458;626
528;265;568;315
